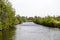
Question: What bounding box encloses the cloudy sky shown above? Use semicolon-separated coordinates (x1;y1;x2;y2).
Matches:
10;0;60;17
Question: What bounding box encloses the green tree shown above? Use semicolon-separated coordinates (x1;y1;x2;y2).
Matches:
0;0;15;30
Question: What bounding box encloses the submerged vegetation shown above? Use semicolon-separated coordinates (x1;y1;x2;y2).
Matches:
33;16;60;28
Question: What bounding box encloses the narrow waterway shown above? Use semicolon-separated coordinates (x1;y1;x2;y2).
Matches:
1;22;60;40
14;22;60;40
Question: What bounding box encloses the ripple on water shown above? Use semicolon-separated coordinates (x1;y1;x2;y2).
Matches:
15;22;60;40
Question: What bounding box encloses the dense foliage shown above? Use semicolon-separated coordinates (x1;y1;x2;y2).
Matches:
0;0;15;30
33;16;60;28
0;0;24;30
15;15;26;24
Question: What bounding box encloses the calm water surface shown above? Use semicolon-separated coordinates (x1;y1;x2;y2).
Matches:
2;22;60;40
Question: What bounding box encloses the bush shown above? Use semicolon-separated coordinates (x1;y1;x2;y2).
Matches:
34;16;60;28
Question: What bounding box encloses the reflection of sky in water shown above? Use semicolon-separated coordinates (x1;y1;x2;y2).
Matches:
1;22;60;40
15;22;60;40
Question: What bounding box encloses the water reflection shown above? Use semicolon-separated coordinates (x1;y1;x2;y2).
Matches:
1;27;16;40
1;22;60;40
0;31;2;40
15;22;60;40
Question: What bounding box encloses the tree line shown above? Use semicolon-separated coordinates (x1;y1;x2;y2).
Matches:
33;16;60;28
22;16;60;28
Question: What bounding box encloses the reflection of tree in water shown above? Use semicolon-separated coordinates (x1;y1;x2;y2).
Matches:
0;31;2;40
2;27;16;40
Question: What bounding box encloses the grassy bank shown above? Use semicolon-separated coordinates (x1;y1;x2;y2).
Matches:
33;16;60;28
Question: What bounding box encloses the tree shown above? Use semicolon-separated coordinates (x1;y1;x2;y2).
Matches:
0;0;15;30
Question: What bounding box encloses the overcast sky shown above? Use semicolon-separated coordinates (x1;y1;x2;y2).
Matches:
10;0;60;17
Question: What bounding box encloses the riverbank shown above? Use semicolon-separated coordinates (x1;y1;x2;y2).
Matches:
33;16;60;28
